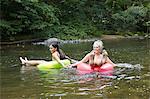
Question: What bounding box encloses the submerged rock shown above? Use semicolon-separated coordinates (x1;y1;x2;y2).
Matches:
33;38;98;46
44;38;62;45
33;38;62;45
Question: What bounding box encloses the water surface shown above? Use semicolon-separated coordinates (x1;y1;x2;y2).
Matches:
1;39;150;99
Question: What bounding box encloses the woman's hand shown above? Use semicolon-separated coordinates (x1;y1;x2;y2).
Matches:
68;63;76;68
67;61;80;68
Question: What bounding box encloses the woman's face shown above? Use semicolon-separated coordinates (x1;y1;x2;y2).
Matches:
93;46;101;54
93;43;102;54
49;45;57;53
92;41;103;54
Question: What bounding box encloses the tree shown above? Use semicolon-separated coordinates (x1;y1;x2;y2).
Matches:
1;0;59;41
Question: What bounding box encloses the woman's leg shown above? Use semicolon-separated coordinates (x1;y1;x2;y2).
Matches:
20;57;46;66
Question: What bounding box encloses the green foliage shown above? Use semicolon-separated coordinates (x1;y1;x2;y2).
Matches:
105;0;132;12
1;0;59;41
47;22;96;40
112;6;149;34
1;0;149;41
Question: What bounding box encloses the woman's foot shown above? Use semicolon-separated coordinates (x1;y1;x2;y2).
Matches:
25;57;28;61
19;57;26;64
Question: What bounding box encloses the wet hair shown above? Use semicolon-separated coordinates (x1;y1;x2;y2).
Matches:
50;42;66;59
93;40;104;50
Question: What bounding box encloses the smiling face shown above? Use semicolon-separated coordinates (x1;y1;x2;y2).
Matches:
49;45;57;53
93;45;101;54
93;40;103;54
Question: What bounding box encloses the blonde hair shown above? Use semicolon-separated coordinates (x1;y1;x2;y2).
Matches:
93;40;104;50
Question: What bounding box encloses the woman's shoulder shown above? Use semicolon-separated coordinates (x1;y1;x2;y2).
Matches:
86;52;94;57
102;49;108;56
52;51;59;56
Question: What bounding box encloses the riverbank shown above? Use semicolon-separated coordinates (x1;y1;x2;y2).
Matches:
101;35;125;40
101;34;149;40
1;34;149;45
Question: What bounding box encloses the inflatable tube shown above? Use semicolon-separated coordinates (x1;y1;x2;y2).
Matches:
76;62;114;74
37;59;71;70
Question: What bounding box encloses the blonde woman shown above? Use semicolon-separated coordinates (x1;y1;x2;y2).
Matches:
70;40;115;71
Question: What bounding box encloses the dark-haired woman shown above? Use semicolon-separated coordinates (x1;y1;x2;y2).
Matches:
20;43;67;67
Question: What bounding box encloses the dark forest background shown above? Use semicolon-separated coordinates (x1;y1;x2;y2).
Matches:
1;0;149;41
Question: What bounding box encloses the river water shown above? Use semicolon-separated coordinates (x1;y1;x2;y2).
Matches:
1;39;150;99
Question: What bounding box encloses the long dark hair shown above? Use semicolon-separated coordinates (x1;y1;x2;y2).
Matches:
50;42;66;59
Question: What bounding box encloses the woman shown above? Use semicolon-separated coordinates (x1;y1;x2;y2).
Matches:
20;43;67;67
70;40;115;71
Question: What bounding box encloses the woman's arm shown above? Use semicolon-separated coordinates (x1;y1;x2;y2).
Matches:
106;57;116;66
69;53;91;67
